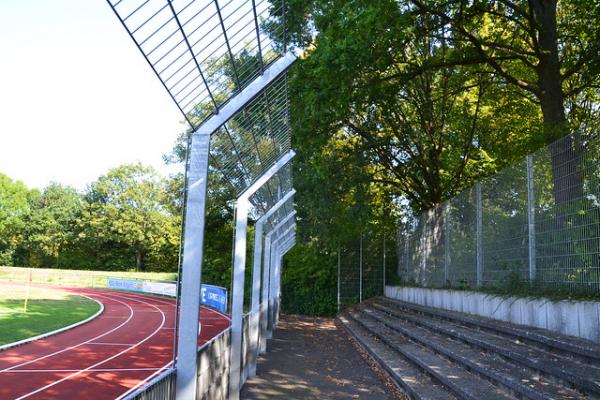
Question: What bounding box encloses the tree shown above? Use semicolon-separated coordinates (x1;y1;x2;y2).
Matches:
0;173;33;265
79;164;179;271
24;183;82;267
274;0;600;205
283;1;542;212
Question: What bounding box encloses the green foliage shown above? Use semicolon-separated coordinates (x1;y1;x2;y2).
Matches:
23;183;82;267
281;244;338;316
0;174;34;265
78;164;179;272
0;164;182;273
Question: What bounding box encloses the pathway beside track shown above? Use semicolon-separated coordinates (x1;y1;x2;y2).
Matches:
0;284;230;400
241;314;400;400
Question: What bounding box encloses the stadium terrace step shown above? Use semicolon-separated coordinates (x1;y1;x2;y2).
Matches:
339;297;600;400
375;297;600;365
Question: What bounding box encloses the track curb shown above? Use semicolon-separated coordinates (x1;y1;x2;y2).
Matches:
0;293;104;352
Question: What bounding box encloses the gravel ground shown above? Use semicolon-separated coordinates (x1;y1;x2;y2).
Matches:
240;314;403;400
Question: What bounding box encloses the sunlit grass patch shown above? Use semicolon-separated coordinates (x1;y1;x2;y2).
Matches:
0;284;100;346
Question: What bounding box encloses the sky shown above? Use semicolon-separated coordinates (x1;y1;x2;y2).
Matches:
0;0;186;190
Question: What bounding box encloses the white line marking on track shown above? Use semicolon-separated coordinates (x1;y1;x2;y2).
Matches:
15;292;167;400
114;361;174;400
0;294;135;374
87;342;136;346
6;367;164;373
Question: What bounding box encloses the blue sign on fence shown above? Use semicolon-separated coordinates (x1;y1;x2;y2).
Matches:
201;284;228;313
107;278;144;292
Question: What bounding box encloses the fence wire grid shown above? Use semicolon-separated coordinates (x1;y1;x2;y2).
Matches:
398;134;600;294
338;231;398;310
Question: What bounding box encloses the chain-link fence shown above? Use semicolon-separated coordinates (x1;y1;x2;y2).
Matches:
398;134;600;294
338;231;398;310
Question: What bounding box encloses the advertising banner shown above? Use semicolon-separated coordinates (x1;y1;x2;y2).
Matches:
107;278;144;292
106;278;228;313
201;284;228;313
142;281;177;297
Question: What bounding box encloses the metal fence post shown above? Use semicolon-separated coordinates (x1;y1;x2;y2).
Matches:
526;155;536;282
444;203;450;285
229;199;250;400
382;236;386;295
404;239;410;279
359;235;363;303
476;183;483;287
175;132;211;400
337;246;341;312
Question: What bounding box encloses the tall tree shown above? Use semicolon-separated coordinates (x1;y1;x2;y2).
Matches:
24;183;82;267
273;0;600;206
0;173;34;265
283;1;541;211
79;164;179;271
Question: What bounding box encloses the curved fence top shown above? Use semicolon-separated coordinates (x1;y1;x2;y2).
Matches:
108;0;288;128
108;0;296;209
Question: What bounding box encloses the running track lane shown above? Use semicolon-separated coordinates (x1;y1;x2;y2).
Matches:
0;285;230;400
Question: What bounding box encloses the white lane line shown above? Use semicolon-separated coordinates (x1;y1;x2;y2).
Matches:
114;361;174;400
0;294;135;374
15;293;167;400
104;291;176;307
6;368;164;373
87;343;136;346
0;295;105;353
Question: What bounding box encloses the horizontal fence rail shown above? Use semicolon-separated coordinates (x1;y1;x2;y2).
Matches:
398;134;600;294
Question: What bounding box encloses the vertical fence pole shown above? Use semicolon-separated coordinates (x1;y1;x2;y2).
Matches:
337;246;341;312
359;235;363;303
526;155;536;282
229;199;250;400
444;203;450;285
382;236;386;295
249;219;263;377
260;234;271;352
175;132;211;400
476;183;483;287
404;239;410;279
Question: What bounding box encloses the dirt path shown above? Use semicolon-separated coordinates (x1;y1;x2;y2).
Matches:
241;314;400;400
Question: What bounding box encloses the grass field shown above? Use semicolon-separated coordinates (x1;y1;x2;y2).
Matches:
0;284;101;346
0;266;177;288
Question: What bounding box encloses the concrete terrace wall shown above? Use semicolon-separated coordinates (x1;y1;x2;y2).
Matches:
196;314;252;400
385;286;600;342
197;328;230;400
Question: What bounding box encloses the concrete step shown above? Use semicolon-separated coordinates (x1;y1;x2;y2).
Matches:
339;314;457;400
343;310;516;400
371;298;600;396
362;306;584;400
375;297;600;365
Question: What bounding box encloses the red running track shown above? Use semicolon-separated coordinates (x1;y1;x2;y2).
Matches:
0;286;230;400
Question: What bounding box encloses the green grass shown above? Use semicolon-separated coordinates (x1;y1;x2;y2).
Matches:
0;284;101;346
0;266;177;288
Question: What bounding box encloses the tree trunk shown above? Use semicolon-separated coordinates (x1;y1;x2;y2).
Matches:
135;249;144;272
531;0;583;205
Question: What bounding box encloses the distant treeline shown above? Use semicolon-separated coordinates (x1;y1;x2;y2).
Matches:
0;164;181;272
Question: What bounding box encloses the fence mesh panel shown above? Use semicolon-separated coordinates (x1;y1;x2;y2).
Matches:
338;231;396;310
481;160;529;285
396;134;600;294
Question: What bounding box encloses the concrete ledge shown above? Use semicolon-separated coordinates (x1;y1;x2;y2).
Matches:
385;286;600;342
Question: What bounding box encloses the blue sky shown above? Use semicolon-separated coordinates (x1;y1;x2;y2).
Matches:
0;0;186;190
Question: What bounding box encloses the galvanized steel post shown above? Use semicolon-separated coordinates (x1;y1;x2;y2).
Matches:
476;183;483;287
175;132;211;400
526;155;536;282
